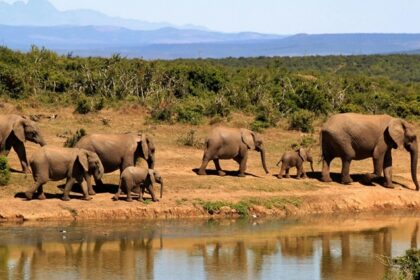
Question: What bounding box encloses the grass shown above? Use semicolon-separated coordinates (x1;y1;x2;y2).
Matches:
198;196;303;216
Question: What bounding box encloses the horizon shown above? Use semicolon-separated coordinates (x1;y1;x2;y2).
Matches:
1;0;419;34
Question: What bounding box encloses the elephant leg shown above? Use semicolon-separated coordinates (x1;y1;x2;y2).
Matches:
301;166;307;179
238;154;248;177
321;157;333;182
79;180;92;201
37;184;46;200
213;159;226;176
147;184;159;202
13;143;31;174
25;181;44;200
84;175;96;196
113;188;122;201
383;149;394;188
127;187;133;202
198;154;210;176
341;158;353;184
278;163;286;179
285;168;291;178
138;186;144;202
62;178;76;201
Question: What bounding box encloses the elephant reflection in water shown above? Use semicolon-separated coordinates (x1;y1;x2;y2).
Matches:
411;222;419;249
278;236;314;258
0;230;160;280
194;240;279;279
320;229;393;279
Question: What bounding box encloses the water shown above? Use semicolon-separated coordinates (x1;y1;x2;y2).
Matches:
0;214;418;280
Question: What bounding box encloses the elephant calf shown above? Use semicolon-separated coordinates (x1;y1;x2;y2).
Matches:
25;146;104;201
113;167;163;202
277;148;314;179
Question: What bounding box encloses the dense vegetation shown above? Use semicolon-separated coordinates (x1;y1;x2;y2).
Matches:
386;249;420;280
0;46;419;130
0;156;10;186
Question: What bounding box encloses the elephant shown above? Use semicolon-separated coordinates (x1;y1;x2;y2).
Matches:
25;146;104;201
75;133;155;194
0;114;46;173
198;127;269;177
321;113;419;190
113;167;163;202
277;148;314;179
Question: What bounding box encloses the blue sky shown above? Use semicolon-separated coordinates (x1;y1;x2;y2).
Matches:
3;0;419;34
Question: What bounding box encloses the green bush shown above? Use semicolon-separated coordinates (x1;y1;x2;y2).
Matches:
175;101;205;125
288;110;315;133
387;249;420;280
0;156;11;186
177;129;203;149
64;129;87;148
75;96;93;114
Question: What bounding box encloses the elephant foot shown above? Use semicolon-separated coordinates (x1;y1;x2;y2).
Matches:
238;173;246;178
88;190;96;196
37;193;46;200
384;182;395;189
217;170;226;176
83;196;93;201
112;196;119;201
24;191;33;200
127;198;133;202
277;175;283;179
152;198;160;202
197;170;207;176
61;196;71;202
285;175;291;179
23;168;32;175
302;175;308;179
341;177;353;185
321;175;333;183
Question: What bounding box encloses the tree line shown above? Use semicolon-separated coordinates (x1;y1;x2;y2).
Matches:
0;46;419;131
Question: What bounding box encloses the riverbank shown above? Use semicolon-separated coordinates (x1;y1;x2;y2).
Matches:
0;105;419;222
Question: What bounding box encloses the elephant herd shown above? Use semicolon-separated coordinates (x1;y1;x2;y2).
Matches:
0;112;418;203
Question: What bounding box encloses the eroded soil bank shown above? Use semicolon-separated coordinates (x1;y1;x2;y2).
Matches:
1;183;419;222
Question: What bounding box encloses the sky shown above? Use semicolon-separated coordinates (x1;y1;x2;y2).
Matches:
2;0;420;34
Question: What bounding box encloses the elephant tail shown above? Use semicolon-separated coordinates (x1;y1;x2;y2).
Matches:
276;159;282;167
318;130;324;164
202;138;209;160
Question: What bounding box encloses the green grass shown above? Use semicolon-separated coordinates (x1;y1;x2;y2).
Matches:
198;196;303;216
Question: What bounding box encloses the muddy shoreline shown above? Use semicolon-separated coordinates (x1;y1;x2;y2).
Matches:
1;185;419;222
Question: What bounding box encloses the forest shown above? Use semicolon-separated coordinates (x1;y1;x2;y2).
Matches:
0;46;419;131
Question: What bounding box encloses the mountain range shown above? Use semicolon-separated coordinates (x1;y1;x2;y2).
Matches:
0;0;419;59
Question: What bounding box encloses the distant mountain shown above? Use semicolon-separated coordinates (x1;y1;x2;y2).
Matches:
1;25;419;59
0;25;285;48
0;0;206;31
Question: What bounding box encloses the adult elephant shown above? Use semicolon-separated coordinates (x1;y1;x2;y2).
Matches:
0;114;46;173
198;127;269;177
75;133;155;194
321;113;419;190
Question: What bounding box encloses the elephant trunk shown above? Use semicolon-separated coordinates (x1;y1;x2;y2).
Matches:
160;181;164;198
260;148;269;174
409;140;419;191
148;153;155;169
310;161;315;173
37;135;47;147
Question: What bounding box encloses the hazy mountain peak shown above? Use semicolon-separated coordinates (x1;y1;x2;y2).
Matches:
0;0;208;31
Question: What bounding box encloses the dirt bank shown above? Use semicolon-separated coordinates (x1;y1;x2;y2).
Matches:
0;105;419;222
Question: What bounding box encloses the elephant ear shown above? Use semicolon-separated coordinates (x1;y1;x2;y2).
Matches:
241;129;255;150
388;119;405;148
298;148;308;162
12;120;26;143
76;151;89;172
148;169;156;185
140;134;149;160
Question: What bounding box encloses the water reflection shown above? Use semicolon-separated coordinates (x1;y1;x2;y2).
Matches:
0;215;418;280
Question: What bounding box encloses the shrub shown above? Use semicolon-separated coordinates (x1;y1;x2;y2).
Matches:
175;101;205;125
177;129;203;149
0;156;11;186
386;249;420;280
64;129;87;148
75;96;93;114
289;109;315;133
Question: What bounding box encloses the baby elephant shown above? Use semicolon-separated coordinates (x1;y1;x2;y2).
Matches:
113;167;163;202
25;146;104;201
277;148;314;179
